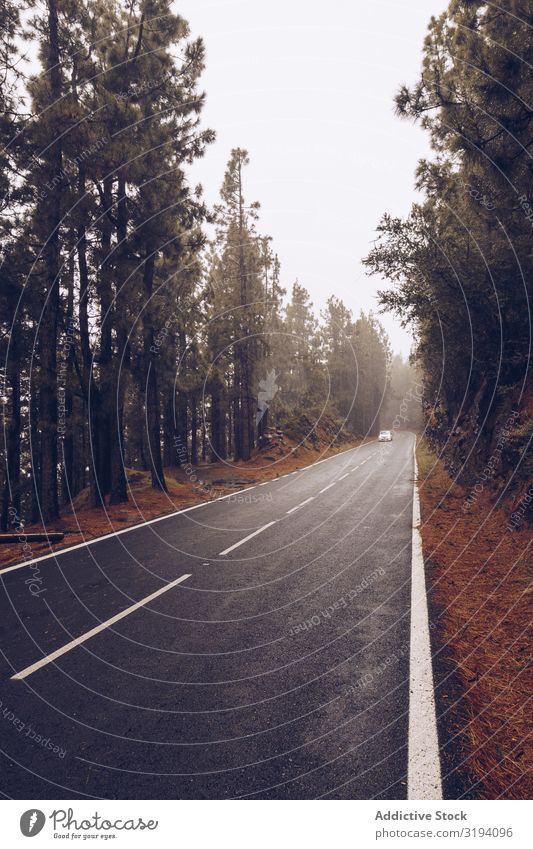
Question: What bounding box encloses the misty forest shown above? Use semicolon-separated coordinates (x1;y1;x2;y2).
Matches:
0;0;531;806
0;0;399;529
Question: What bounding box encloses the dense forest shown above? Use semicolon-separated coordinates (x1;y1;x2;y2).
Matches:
0;0;393;529
365;0;532;488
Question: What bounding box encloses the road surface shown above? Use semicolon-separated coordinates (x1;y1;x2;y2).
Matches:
0;431;447;799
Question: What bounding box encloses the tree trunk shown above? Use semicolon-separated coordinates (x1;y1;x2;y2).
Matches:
80;414;87;491
210;382;225;461
77;164;104;508
201;419;207;463
142;249;167;492
237;160;251;462
190;394;198;466
163;396;177;467
38;0;62;523
61;251;75;503
240;353;251;461
1;289;21;530
108;174;128;505
140;428;149;470
233;361;241;460
176;330;188;464
30;365;41;524
227;392;233;459
97;173;114;499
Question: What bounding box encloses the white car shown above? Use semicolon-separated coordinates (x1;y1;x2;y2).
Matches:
378;430;393;442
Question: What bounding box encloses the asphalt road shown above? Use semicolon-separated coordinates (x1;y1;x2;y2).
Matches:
0;430;432;799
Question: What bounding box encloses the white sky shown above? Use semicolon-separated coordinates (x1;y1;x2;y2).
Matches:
177;0;444;356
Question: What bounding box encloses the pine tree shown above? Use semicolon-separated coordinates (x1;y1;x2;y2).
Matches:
365;0;532;472
215;149;263;461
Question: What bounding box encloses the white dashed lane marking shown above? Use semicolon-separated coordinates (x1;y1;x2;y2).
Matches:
286;497;315;515
219;522;277;556
11;574;192;681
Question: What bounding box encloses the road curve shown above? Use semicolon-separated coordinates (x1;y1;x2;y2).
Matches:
0;431;439;799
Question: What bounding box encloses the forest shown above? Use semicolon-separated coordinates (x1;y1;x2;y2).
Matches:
0;0;392;529
0;0;530;807
364;1;532;490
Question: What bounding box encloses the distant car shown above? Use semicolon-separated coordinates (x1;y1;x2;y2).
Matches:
378;430;393;442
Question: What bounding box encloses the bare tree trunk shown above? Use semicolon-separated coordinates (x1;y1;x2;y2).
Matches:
142;249;167;491
1;288;21;529
190;394;198;466
233;361;241;460
201;419;207;463
38;0;62;523
97;174;114;499
227;392;233;459
80;414;87;491
30;365;40;524
77;164;104;508
61;251;75;504
163;396;177;466
237;159;251;461
210;382;226;461
176;330;188;464
108;174;129;505
240;348;251;461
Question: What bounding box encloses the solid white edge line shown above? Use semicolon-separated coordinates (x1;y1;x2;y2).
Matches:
408;438;442;800
10;573;192;681
1;441;377;577
218;521;276;556
286;497;314;515
216;485;257;501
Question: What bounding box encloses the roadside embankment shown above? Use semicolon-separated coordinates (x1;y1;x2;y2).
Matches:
416;439;531;800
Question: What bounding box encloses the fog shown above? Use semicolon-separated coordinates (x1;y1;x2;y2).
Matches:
178;0;444;355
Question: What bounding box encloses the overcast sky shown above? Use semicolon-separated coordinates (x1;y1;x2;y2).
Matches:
177;0;445;356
